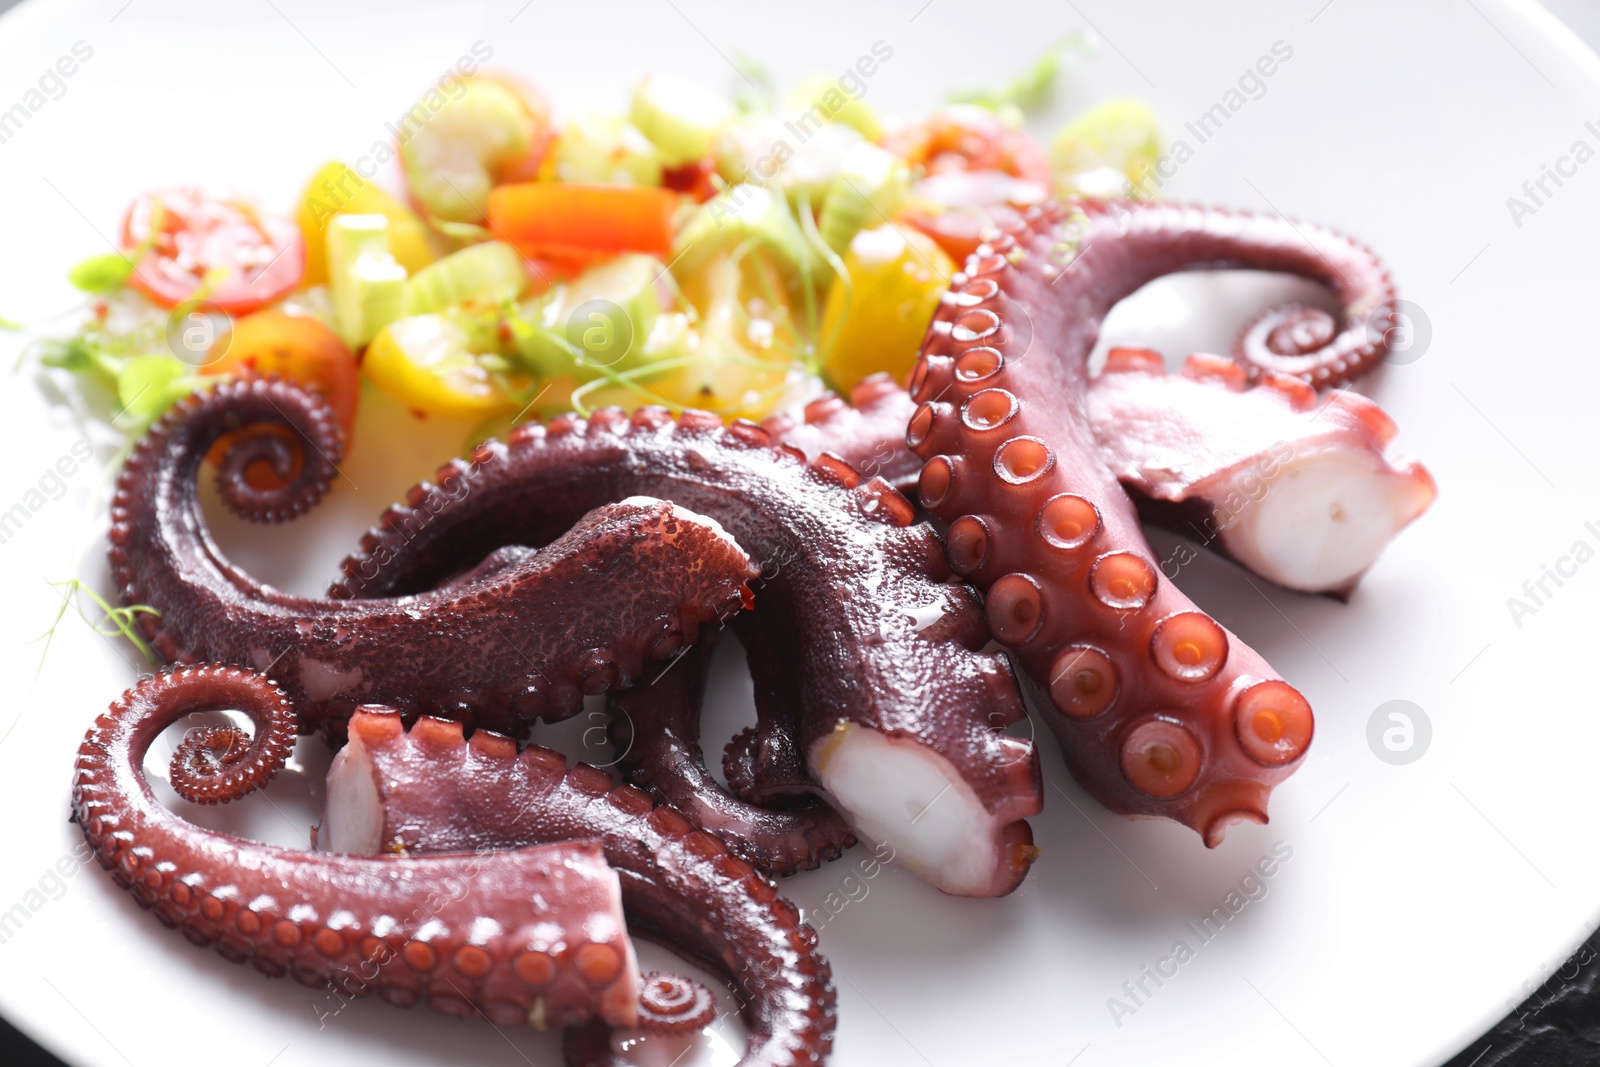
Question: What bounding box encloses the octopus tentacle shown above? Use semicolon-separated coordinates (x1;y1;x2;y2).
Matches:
71;666;642;1028
909;201;1322;844
1089;347;1437;596
762;374;924;494
720;611;836;808
769;361;1432;596
608;631;856;877
111;379;757;741
1089;198;1393;387
635;972;719;1033
327;404;1041;897
320;708;836;1066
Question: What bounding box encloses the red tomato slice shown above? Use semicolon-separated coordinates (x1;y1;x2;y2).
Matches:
122;187;305;314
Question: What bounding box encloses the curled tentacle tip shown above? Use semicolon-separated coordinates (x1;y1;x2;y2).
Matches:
635;971;718;1034
1233;303;1364;386
1200;806;1269;849
169;725;255;804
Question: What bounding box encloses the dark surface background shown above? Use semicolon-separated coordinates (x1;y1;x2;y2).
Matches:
4;929;1600;1067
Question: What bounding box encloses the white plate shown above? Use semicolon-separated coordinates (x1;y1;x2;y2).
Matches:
2;1;1597;1064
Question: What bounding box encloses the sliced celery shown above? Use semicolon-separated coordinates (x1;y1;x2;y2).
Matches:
510;253;664;381
400;79;532;224
673;184;818;294
546;112;663;185
713;118;862;209
787;73;884;141
630;73;735;167
1050;98;1164;199
404;241;527;316
326;214;407;350
817;143;910;254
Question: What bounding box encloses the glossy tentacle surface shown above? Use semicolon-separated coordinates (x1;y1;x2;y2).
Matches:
71;666;640;1029
607;627;857;878
1088;347;1437;596
762;374;924;494
319;708;835;1067
908;201;1321;844
110;379;756;742
1115;198;1395;386
778;360;1433;596
331;405;1041;897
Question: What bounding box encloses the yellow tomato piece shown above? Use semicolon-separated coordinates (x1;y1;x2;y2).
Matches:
363;314;517;417
296;161;439;286
821;225;955;392
649;257;798;421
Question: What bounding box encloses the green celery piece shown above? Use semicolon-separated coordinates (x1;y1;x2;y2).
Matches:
404;241;527;316
327;214;407;349
399;79;532;224
817;143;910;254
546;112;664;186
673;183;818;293
630;72;736;167
510;253;664;381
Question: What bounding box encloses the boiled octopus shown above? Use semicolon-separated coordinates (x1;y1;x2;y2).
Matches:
72;666;645;1031
605;624;859;878
72;664;832;1064
327;398;1039;897
769;356;1434;596
320;704;835;1065
111;378;757;741
115;376;1041;898
902;197;1426;842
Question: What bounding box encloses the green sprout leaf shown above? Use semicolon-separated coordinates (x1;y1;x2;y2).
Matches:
30;578;160;691
36;337;96;372
949;34;1092;113
115;354;197;427
729;52;777;114
68;252;137;295
0;314;20;331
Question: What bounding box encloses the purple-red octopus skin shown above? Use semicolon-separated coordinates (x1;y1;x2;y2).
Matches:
109;378;757;742
775;356;1435;599
607;631;858;878
1087;347;1437;596
329;402;1041;898
905;200;1361;844
320;708;836;1067
70;666;641;1030
762;374;926;493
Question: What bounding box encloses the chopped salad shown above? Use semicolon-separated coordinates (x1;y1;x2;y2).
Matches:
20;42;1163;456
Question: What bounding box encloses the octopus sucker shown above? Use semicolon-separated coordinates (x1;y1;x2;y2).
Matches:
71;666;646;1030
320;707;835;1066
326;398;1043;897
778;352;1434;597
905;199;1370;841
109;378;759;740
